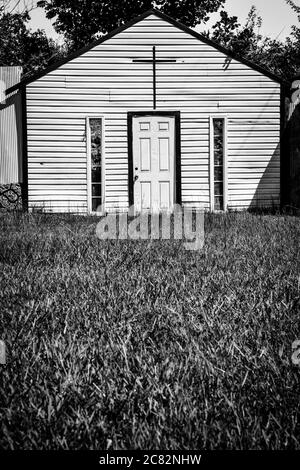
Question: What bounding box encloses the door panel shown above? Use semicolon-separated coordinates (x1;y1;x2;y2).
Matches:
133;116;175;212
159;181;170;209
159;138;170;171
141;182;151;210
140;138;151;172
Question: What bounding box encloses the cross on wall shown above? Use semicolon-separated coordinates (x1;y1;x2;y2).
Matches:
132;46;176;109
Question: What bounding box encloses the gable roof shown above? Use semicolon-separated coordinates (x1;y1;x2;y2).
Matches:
6;8;288;94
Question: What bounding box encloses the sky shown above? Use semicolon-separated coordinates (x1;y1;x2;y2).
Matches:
27;0;299;42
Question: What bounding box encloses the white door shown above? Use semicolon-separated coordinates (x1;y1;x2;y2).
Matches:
133;116;175;212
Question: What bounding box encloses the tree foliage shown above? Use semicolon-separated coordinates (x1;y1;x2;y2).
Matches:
208;5;300;81
1;0;299;82
0;1;38;14
286;0;300;14
37;0;225;49
0;9;63;77
286;0;300;47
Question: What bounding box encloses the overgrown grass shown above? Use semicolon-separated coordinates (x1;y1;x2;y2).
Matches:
0;211;299;450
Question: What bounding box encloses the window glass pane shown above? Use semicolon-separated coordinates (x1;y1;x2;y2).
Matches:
92;197;102;212
214;148;223;166
92;167;101;183
214;182;223;196
213;119;224;137
214;196;224;211
92;184;102;197
214;166;223;182
90;119;102;166
89;118;102;210
213;118;224;210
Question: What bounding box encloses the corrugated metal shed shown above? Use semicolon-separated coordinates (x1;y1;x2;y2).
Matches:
0;66;23;184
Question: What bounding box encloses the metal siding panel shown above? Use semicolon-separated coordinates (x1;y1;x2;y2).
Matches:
0;67;23;184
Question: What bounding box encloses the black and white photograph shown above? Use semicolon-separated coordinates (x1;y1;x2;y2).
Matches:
0;0;300;458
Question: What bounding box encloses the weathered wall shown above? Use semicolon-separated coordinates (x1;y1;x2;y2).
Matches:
0;67;23;210
0;67;23;184
288;77;300;209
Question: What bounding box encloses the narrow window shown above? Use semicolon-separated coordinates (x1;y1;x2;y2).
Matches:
212;118;225;211
89;118;103;212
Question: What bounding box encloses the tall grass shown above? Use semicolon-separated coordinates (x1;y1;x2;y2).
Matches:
0;211;299;449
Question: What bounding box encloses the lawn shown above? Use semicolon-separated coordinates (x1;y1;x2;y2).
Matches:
0;211;299;450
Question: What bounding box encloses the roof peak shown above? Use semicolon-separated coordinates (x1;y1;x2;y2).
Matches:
6;8;287;93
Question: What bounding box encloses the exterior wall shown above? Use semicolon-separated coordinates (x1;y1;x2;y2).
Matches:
0;67;23;185
287;77;300;209
25;15;281;213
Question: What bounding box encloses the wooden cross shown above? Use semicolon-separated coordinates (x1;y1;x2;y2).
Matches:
133;46;176;109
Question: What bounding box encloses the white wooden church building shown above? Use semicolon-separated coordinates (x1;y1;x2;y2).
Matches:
5;9;287;213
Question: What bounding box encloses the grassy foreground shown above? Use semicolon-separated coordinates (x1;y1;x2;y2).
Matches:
0;211;299;450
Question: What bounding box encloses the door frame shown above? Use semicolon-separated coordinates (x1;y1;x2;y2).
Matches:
127;111;181;208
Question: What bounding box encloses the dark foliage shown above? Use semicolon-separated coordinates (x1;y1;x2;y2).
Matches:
0;10;63;77
208;6;300;81
37;0;225;49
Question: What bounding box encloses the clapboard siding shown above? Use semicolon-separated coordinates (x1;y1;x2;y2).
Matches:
26;13;281;212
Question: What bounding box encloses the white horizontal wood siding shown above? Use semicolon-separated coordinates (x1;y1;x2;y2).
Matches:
26;14;281;212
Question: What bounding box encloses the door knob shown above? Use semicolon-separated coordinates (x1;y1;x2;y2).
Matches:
134;175;139;182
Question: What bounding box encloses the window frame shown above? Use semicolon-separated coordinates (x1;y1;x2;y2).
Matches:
86;116;105;215
209;115;228;211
